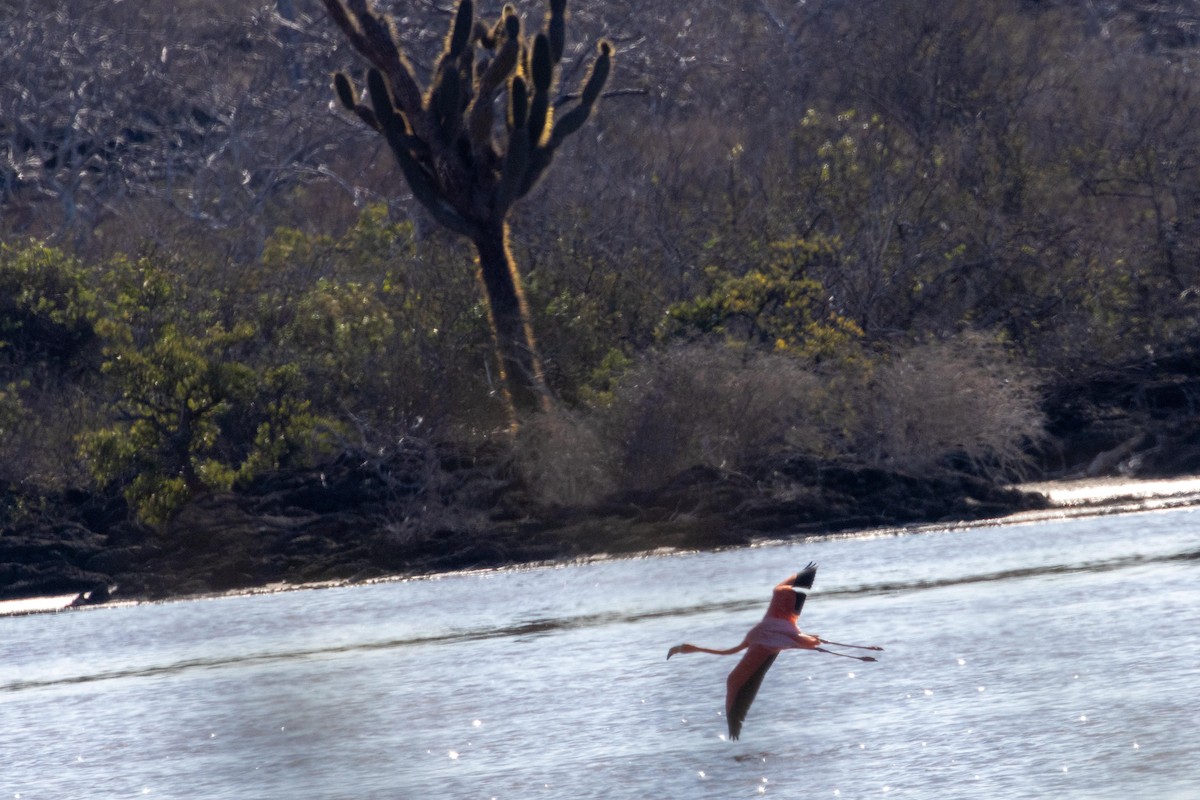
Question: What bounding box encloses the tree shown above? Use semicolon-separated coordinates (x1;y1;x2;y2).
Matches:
320;0;613;421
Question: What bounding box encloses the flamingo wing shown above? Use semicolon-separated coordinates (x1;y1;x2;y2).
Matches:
725;645;778;741
788;562;818;616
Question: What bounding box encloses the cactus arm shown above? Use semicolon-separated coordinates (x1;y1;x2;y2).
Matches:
474;11;521;101
518;39;612;198
580;41;612;105
508;75;529;132
446;0;474;59
547;0;567;63
526;34;554;146
464;12;520;163
365;69;474;236
322;0;430;138
547;40;611;147
365;69;427;155
430;64;463;141
333;71;382;130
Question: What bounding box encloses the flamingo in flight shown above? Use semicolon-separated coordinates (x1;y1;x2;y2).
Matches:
667;563;882;740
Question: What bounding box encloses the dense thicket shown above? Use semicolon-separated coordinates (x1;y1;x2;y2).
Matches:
3;0;1200;524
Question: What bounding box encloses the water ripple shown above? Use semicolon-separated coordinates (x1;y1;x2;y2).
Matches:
3;546;1193;697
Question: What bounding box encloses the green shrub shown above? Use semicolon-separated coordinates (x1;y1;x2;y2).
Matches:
257;206;503;431
80;322;248;522
0;241;100;369
0;381;28;451
75;251;345;523
0;242;106;489
660;235;863;363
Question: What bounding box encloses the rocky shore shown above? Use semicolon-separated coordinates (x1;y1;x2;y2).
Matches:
4;401;1199;610
2;443;1053;607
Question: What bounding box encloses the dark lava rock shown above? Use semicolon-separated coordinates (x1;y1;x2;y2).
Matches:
1;444;1052;606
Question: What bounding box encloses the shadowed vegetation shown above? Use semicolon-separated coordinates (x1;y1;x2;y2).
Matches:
3;0;1200;541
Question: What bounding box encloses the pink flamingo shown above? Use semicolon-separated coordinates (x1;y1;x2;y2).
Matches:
667;563;882;740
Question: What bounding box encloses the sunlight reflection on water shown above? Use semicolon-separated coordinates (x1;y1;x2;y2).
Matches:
1;508;1198;798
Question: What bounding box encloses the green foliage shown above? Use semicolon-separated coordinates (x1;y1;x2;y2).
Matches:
80;322;249;522
0;241;99;369
662;236;863;363
74;252;346;523
260;204;415;287
80;319;341;524
574;348;632;408
284;279;396;362
234;364;333;478
257;205;500;427
0;219;492;522
0;243;105;490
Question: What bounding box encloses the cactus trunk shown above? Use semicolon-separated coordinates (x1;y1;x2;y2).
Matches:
473;222;549;417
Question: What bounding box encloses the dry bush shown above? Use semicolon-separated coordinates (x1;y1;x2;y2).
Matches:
512;408;618;507
859;336;1045;478
354;436;496;549
598;344;836;491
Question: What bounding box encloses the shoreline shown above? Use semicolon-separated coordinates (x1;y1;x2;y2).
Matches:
1016;474;1200;509
4;474;1198;618
749;474;1200;547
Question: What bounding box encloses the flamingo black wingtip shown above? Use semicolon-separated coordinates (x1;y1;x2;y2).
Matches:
790;563;817;613
793;562;817;587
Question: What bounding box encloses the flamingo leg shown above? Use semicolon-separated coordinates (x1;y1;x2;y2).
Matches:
815;646;878;662
818;638;883;651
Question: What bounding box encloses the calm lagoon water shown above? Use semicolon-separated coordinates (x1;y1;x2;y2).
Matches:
3;507;1199;799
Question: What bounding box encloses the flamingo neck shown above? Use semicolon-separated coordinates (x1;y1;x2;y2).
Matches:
679;641;748;657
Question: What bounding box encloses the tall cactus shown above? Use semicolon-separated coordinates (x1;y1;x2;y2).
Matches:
321;0;613;420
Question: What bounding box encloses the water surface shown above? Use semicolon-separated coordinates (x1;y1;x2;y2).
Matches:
3;508;1198;798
